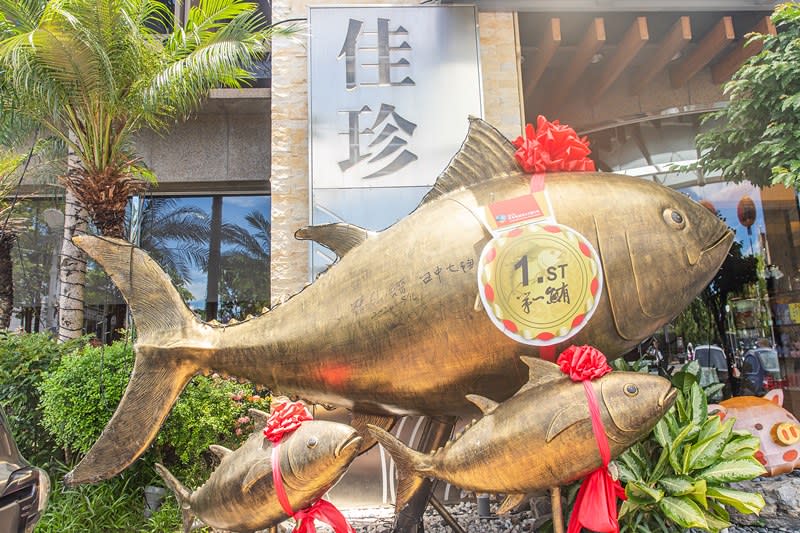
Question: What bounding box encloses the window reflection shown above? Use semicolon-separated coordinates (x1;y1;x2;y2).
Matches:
11;194;271;336
138;195;271;322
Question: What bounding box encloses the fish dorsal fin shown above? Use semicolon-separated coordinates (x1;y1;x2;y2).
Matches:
546;404;589;443
242;458;273;493
295;223;375;258
465;394;500;415
208;444;232;460
515;356;568;395
421;117;519;204
248;408;269;428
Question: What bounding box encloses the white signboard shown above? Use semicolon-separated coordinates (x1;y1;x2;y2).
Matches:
308;5;483;273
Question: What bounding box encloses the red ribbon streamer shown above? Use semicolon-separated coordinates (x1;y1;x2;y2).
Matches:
557;346;626;533
266;401;354;533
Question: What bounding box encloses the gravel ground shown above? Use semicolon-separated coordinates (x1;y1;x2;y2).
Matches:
333;502;793;533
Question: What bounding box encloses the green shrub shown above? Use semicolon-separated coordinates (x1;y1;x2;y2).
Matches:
35;462;151;533
39;339;135;455
611;360;766;532
0;331;86;465
156;376;269;484
39;336;269;483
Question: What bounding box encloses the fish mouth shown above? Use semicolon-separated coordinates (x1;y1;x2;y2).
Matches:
335;433;363;458
659;387;678;409
691;228;734;266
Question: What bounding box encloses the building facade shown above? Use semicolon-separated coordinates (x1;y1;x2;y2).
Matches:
11;0;800;427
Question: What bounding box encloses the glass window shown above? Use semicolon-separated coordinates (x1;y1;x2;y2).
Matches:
138;195;271;323
10;194;271;336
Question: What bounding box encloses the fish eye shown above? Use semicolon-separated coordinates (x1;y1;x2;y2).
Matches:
663;208;686;230
306;437;318;449
624;384;639;397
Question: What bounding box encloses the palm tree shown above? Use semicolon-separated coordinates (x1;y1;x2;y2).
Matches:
218;209;270;319
138;197;211;288
0;0;290;339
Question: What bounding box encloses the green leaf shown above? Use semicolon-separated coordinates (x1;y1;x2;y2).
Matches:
695;414;722;443
627;481;664;503
687;479;708;510
658;496;709;529
615;459;639;484
657;476;693;496
721;434;761;460
653;418;671;449
664;409;679;439
698;457;767;483
690;382;708;428
704;383;726;400
647;446;671;484
707;486;766;515
703;508;732;532
688;419;733;471
619;448;645;481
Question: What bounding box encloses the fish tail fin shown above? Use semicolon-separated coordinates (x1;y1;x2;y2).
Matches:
367;424;433;511
154;463;195;533
65;236;206;486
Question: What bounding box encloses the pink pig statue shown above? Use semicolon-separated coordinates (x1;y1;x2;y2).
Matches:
710;389;800;477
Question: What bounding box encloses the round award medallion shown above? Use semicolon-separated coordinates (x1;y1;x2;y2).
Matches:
477;223;603;345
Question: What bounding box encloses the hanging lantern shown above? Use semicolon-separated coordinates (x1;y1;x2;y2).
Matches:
737;196;757;229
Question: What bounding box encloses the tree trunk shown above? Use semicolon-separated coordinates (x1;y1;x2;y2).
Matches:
57;190;88;341
0;234;15;330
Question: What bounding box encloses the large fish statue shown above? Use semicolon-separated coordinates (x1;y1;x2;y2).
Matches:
65;118;732;485
369;358;677;513
155;409;361;532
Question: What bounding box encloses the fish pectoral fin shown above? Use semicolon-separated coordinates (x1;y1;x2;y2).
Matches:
465;394;500;415
295;223;375;258
518;356;568;392
208;444;233;460
154;463;196;533
350;412;399;455
546;405;589;443
243;458;273;493
497;493;528;515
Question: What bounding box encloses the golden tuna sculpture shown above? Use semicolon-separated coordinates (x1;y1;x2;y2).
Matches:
65;118;732;485
155;409;361;532
368;357;676;514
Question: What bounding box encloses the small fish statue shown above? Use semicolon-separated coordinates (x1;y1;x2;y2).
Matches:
369;356;676;514
156;408;361;533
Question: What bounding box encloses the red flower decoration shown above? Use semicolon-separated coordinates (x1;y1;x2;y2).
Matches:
512;115;596;174
557;345;611;382
263;400;312;443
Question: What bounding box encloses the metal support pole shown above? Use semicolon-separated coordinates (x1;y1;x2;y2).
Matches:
551;486;564;533
429;494;466;533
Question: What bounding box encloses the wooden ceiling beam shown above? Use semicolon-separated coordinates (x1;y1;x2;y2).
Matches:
591;17;649;104
630;16;691;95
711;16;777;84
548;17;606;110
523;18;561;104
670;16;734;88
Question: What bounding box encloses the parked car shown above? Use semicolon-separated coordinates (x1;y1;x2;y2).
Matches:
742;347;786;395
0;406;49;533
695;345;729;400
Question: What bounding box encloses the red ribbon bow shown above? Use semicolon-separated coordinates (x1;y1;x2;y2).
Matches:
293;499;355;533
512;116;596;174
556;346;626;533
264;400;354;533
